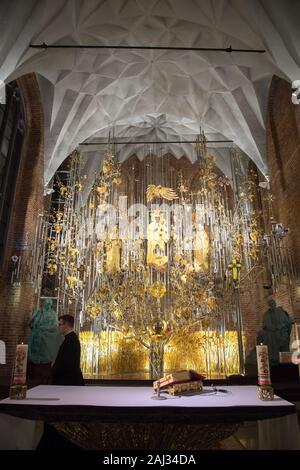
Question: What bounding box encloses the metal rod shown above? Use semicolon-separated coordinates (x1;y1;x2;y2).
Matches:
79;140;233;145
234;288;245;375
30;43;266;53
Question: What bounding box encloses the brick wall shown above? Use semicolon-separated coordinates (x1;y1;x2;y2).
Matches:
0;73;44;382
267;76;300;270
241;75;300;356
267;76;300;317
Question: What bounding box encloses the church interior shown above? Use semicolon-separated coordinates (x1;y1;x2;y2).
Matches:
0;0;300;452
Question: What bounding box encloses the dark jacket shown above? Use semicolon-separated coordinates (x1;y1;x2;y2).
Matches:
51;331;84;385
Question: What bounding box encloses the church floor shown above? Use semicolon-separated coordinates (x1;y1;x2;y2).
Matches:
221;403;300;450
220;422;259;449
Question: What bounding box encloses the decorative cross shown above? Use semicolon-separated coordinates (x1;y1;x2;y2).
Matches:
228;259;242;286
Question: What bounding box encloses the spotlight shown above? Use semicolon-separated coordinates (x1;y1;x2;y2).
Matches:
44;186;54;196
259;174;270;190
272;223;289;238
292;80;300;104
259;181;270;189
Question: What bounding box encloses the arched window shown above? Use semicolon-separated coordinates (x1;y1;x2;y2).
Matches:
0;81;25;257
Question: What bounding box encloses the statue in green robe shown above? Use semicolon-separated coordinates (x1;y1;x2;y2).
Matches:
246;298;293;366
28;298;62;364
261;298;293;364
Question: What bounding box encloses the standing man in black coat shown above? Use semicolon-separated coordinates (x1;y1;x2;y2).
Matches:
51;314;84;385
37;315;84;448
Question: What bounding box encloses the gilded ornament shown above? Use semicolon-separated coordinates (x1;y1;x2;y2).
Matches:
74;182;84;191
146;184;178;202
234;231;244;246
148;282;166;299
249;230;259;244
96;186;107;194
113;177;122;185
102;162;110;174
47;261;57;275
148;320;168;337
54;223;63;233
48;238;58;252
114;308;123;319
55;211;64;221
90;306;100;316
68;247;79;258
59;185;68;196
66;275;77;288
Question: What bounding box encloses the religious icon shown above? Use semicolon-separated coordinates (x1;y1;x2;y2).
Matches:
147;210;169;271
105;226;121;273
193;220;210;272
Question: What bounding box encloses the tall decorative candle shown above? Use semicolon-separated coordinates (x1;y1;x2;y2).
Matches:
13;343;28;385
256;344;271;385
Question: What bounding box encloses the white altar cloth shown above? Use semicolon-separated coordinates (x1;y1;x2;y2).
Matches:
0;384;296;408
0;385;299;449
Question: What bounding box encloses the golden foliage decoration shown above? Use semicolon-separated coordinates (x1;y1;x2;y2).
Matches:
79;330;243;378
80;331;148;377
165;331;244;377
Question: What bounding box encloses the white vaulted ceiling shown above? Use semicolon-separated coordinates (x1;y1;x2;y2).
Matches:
0;0;300;185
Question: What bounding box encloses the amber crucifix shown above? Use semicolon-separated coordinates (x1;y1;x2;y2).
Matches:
228;259;242;287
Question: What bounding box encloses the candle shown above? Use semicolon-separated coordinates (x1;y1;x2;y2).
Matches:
13;343;28;385
256;344;271;385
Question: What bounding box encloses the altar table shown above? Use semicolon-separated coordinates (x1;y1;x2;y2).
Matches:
0;385;299;449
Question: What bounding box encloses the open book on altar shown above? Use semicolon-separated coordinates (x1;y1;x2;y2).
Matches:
153;370;205;391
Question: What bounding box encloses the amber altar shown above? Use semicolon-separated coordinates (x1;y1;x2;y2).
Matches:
31;137;296;380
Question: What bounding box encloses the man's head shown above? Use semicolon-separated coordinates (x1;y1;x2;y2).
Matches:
267;298;276;309
58;314;74;336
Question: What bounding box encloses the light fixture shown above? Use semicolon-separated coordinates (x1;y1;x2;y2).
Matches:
272;223;289;238
292;80;300;104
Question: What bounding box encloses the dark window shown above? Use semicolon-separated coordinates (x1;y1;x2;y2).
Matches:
0;81;25;257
